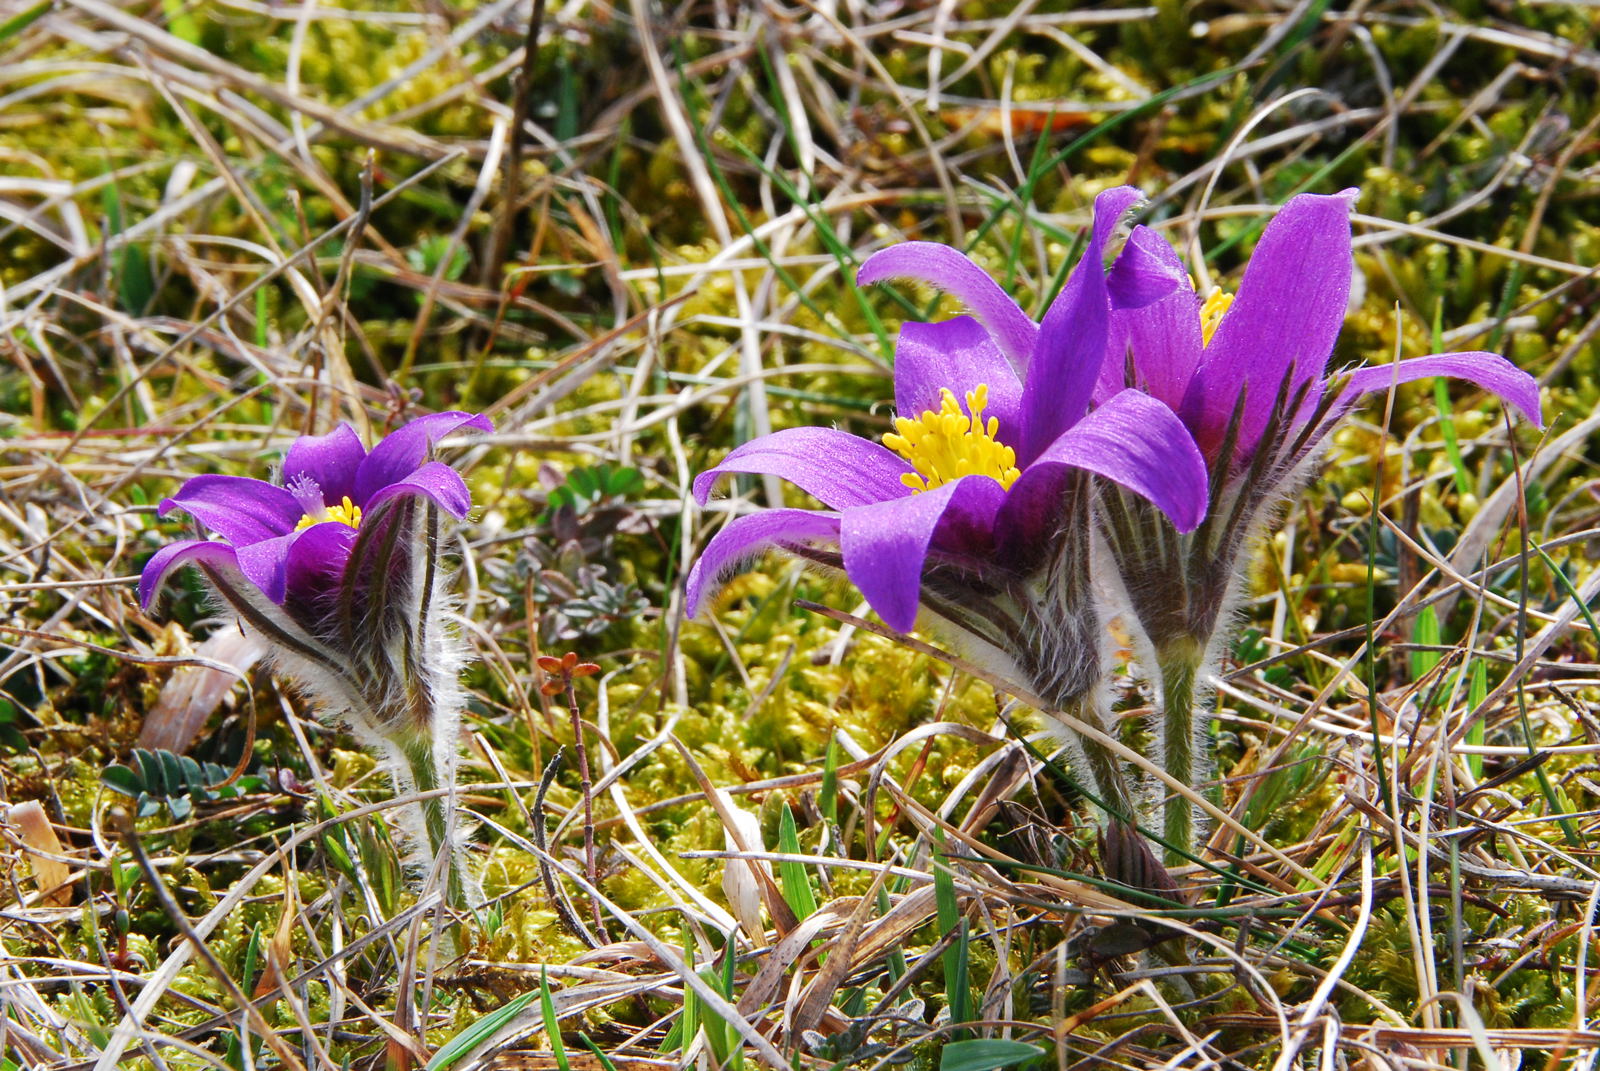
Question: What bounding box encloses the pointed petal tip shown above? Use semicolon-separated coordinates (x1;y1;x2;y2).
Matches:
1338;350;1544;431
690;469;717;506
138;540;242;610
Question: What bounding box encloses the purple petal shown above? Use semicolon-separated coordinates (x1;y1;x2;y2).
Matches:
1334;351;1544;428
234;532;301;604
353;412;493;506
840;476;1006;633
857;243;1039;374
685;509;842;616
159;474;302;546
139;539;242;608
283;423;367;507
1105;284;1204;412
999;390;1208;556
363;461;475;519
283;521;357;606
894;317;1024;446
1107;225;1190;310
1183;190;1358;458
693;428;913;510
1022;186;1143;464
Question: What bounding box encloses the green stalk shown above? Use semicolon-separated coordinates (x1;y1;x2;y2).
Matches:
1064;697;1138;826
1155;638;1207;868
399;730;466;924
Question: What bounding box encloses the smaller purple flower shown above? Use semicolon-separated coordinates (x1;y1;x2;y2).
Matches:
1100;189;1543;469
140;411;492;731
139;411;493;912
141;412;491;611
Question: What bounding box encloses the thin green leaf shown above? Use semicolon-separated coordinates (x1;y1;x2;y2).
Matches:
777;805;818;920
425;991;538;1071
0;1;50;42
1411;605;1442;685
539;965;570;1071
940;1038;1045;1071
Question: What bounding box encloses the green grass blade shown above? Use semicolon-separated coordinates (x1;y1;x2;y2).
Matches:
539;965;570;1071
777;804;818;920
1411;605;1442;685
426;990;539;1071
940;1039;1045;1071
933;846;970;1037
1466;660;1487;781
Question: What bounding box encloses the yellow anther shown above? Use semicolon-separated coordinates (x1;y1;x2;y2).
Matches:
1200;287;1233;347
883;384;1021;493
295;495;363;532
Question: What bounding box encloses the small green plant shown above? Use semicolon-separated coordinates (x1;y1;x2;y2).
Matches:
100;749;266;821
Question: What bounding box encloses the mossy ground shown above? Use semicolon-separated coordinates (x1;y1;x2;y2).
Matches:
2;1;1600;1068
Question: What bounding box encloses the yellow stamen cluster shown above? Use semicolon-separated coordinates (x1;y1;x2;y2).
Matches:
295;495;363;532
1200;287;1234;346
883;384;1021;493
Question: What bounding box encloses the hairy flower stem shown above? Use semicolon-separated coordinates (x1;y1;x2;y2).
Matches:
1060;696;1139;828
1155;639;1207;868
398;732;466;926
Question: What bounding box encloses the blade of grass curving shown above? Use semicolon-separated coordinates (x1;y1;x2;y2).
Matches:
578;1035;621;1071
424;990;539;1071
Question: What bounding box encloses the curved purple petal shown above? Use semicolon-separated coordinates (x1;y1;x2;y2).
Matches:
354;412;493;506
1183;190;1358;459
283;423;367;506
1023;186;1143;465
693;428;913;510
1333;351;1544;428
685;509;842;616
159;474;301;546
857;243;1039;374
138;539;242;608
1099;225;1201;407
234;531;303;604
1107;224;1190;310
894;318;1024;446
283;520;357;607
1106;285;1204;412
840;476;1007;634
363;461;475;519
1000;391;1208;555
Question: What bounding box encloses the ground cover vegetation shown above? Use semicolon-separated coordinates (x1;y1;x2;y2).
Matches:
1;0;1599;1068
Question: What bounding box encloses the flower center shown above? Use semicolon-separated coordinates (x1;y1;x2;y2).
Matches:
287;474;363;531
1200;287;1233;347
295;496;363;532
883;384;1020;493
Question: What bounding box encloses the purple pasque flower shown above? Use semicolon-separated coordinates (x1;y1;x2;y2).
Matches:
1097;190;1543;649
1092;189;1542;863
687;187;1207;652
687;189;1209;857
140;412;492;733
